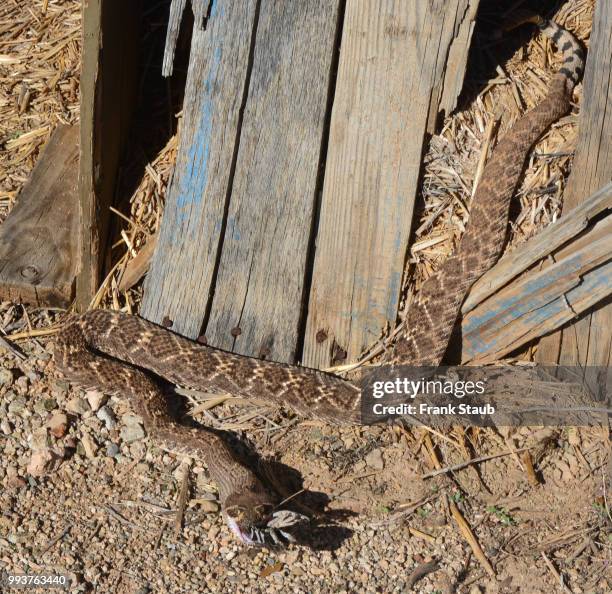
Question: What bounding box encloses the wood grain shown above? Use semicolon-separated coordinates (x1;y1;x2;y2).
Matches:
303;0;480;368
463;181;612;313
141;1;258;336
0;125;79;307
462;216;612;363
537;1;612;366
203;0;343;363
77;0;141;309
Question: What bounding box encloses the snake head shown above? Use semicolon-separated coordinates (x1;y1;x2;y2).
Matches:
223;496;308;547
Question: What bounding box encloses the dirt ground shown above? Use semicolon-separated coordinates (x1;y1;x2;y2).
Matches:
0;0;610;593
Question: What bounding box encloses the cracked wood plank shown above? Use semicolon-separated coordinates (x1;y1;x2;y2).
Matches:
537;0;612;366
0;125;79;307
202;0;343;363
141;0;259;335
302;0;480;368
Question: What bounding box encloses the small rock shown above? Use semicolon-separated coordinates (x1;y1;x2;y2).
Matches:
14;375;29;394
365;448;384;470
26;370;41;383
6;476;27;489
96;406;117;430
27;449;60;476
192;500;220;514
43;398;58;411
85;389;107;412
47;412;69;438
0;368;14;386
0;420;11;435
30;427;50;450
80;434;98;458
120;423;145;443
106;442;120;457
8;396;26;415
66;397;90;415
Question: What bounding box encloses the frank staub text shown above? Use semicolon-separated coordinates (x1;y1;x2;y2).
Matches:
370;377;495;416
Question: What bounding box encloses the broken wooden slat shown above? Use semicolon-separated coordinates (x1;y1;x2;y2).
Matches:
303;0;480;368
0;124;79;307
141;1;258;336
537;0;612;366
463;181;612;313
202;0;344;362
77;0;141;309
461;215;612;363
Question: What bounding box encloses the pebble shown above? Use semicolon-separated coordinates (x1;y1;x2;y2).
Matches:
8;396;26;414
365;448;384;470
96;406;117;430
47;412;69;438
80;434;98;458
85;389;107;412
66;396;90;415
105;442;120;457
120;423;145;443
193;500;220;514
0;368;14;386
27;449;59;476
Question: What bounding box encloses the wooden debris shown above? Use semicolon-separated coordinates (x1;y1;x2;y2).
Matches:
303;0;481;368
521;450;540;487
77;0;141;308
461;184;612;363
538;0;612;366
463;181;612;313
0;124;79;307
449;499;495;577
118;233;158;292
405;560;439;590
541;551;573;594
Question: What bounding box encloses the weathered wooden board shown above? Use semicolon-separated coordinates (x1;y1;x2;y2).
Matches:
463;181;612;314
462;215;612;363
537;0;612;366
202;0;343;362
77;0;141;309
0;125;79;307
303;0;480;368
141;1;258;335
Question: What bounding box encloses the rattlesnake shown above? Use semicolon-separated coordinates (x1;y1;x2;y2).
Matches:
54;16;584;546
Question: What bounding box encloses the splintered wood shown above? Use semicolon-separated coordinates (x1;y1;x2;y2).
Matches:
0;124;79;306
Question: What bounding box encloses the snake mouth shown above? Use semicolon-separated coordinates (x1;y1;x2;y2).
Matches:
224;509;309;547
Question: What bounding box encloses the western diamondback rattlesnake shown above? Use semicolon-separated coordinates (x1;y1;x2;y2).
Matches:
54;15;584;546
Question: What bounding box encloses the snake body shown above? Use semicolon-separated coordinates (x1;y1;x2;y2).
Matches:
54;16;584;545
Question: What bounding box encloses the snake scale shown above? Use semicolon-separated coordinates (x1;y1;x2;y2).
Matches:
54;15;584;546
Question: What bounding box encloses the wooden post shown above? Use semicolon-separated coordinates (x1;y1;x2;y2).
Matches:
537;0;612;366
77;0;141;309
302;0;480;368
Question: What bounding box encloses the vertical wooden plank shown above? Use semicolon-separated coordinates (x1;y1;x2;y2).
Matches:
141;1;258;336
303;0;479;369
200;0;343;362
0;125;79;307
537;0;612;366
77;0;141;309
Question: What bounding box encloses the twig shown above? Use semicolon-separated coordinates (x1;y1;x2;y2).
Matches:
406;560;439;590
449;499;495;577
420;447;530;479
36;525;71;558
174;462;191;538
541;552;573;594
0;333;27;360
